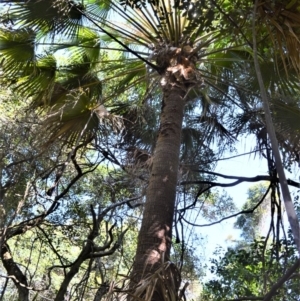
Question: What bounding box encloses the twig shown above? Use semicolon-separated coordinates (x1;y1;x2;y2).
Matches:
226;297;263;301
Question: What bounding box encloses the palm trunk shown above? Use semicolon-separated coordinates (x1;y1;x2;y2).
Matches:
131;80;186;283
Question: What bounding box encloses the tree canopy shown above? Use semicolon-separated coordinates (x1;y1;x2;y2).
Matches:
0;0;300;300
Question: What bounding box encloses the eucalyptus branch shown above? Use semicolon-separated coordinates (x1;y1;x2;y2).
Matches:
182;149;266;166
180;173;299;212
180;175;300;189
37;226;67;277
1;180;31;246
55;163;97;200
90;228;129;258
2;170;92;240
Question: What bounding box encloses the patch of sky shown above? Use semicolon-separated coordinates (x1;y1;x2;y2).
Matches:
194;132;300;280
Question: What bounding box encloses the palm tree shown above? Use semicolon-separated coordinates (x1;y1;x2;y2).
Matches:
0;0;230;276
1;0;300;299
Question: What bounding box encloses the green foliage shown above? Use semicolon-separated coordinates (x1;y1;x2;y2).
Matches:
201;236;299;301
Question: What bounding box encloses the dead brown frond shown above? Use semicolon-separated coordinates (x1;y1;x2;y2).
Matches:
104;262;187;301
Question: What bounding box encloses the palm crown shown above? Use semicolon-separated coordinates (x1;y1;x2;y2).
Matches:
1;0;299;150
0;0;238;144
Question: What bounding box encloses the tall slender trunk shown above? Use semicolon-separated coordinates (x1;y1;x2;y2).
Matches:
252;0;300;254
131;80;186;282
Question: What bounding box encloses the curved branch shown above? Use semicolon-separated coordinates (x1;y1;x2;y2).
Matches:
188;149;266;165
180;175;300;189
180;184;271;227
1;243;29;300
226;297;264;301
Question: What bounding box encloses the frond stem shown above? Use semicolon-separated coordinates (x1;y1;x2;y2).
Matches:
73;5;161;73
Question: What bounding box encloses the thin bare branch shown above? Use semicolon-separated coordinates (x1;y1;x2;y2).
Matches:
180;183;271;227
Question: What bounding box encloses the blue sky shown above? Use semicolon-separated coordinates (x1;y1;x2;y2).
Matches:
196;134;272;277
195;133;300;280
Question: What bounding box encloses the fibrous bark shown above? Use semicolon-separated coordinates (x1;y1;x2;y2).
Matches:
130;45;200;300
131;77;186;282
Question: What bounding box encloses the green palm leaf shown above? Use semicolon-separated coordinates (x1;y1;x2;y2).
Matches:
6;0;85;35
0;28;35;77
1;0;299;155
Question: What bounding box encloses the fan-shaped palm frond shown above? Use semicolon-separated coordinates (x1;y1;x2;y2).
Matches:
0;0;243;148
43;90;122;146
256;0;300;74
2;0;86;35
0;28;36;77
271;96;300;161
111;99;158;150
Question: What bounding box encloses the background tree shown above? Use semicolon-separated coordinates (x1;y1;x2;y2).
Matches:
234;184;270;243
202;182;300;301
201;237;299;301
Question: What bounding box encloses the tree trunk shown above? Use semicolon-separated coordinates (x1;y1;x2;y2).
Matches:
1;243;29;301
131;79;186;283
93;283;109;301
252;0;300;254
54;254;89;301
